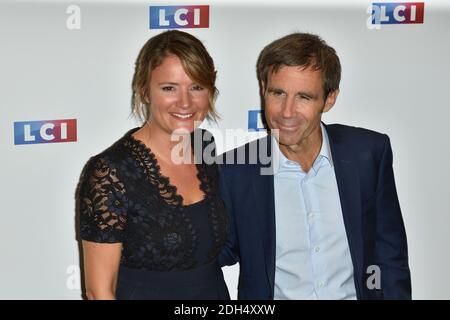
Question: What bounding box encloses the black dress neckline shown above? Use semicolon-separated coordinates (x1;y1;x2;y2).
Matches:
123;127;207;207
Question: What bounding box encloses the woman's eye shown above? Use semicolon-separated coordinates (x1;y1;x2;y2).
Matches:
162;86;175;91
192;85;204;91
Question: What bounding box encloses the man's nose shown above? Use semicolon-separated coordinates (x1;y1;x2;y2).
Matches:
281;95;295;118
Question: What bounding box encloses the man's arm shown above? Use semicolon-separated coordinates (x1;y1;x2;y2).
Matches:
217;165;240;267
375;135;412;299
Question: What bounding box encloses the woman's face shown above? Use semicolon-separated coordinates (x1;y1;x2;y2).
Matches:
147;54;210;136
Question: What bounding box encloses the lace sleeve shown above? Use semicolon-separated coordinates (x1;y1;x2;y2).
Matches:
78;156;127;243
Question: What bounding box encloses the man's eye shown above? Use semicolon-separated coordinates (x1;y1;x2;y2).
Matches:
300;95;310;100
270;90;283;96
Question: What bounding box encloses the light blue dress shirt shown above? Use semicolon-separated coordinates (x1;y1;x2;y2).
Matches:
273;124;357;300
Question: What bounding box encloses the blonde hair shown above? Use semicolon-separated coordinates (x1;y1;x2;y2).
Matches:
131;30;219;123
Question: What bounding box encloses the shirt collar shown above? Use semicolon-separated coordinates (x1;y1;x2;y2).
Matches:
273;123;334;174
319;122;333;168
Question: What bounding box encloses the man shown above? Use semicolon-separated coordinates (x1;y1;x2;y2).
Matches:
218;33;411;300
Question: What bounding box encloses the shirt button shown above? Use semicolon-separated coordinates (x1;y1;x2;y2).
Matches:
314;246;320;253
308;213;315;220
318;282;324;288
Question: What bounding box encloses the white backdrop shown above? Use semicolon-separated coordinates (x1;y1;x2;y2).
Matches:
1;0;449;299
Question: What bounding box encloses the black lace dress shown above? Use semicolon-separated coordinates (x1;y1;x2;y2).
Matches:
77;127;230;299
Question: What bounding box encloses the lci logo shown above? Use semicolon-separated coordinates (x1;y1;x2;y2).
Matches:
248;110;266;132
371;2;424;24
149;5;209;29
14;119;77;145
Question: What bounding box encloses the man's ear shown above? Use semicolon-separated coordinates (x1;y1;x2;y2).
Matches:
323;89;339;113
260;81;266;96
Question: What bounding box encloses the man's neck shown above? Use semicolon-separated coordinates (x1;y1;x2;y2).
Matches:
278;128;323;173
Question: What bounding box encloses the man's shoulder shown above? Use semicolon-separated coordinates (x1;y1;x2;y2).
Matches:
326;123;389;146
217;136;272;181
218;136;270;166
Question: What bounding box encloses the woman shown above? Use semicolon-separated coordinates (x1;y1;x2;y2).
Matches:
77;30;229;300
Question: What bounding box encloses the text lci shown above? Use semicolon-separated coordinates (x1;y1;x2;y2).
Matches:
248;110;266;132
149;5;209;29
371;2;424;24
14;119;77;145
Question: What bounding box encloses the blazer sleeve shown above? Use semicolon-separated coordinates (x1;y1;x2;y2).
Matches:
375;135;412;299
217;165;240;267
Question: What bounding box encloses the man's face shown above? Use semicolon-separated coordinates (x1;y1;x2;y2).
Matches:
263;65;338;150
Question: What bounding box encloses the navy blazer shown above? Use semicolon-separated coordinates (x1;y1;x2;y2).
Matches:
218;123;411;300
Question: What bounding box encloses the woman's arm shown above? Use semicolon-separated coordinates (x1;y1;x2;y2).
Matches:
82;240;122;300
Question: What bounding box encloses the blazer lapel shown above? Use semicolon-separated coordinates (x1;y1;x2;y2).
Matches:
325;123;364;298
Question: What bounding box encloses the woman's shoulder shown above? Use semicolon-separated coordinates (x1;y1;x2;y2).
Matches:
81;127;141;175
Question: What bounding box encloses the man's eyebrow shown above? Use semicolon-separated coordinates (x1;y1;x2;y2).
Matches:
267;87;318;99
267;87;285;93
